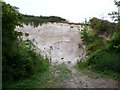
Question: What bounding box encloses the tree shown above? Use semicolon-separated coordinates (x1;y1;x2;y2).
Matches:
90;18;116;36
2;2;49;85
2;1;23;81
108;0;120;22
81;25;90;42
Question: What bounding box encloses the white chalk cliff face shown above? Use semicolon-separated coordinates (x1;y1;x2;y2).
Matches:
15;23;86;65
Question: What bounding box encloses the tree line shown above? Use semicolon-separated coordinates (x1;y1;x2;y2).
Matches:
21;14;67;27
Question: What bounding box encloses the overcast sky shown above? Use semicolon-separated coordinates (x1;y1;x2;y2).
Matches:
4;0;118;23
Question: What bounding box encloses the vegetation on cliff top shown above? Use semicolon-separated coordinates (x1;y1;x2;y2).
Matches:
21;14;67;27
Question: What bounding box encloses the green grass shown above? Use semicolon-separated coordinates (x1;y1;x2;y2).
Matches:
76;60;88;71
92;69;120;80
3;69;51;88
3;64;71;88
76;58;120;80
55;64;71;75
40;64;71;88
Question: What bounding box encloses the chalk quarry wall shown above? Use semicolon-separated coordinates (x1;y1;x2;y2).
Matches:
15;23;86;65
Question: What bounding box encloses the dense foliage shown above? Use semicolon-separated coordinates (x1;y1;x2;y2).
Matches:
78;16;120;77
87;49;120;73
90;17;116;36
107;32;120;52
2;1;49;87
21;14;67;27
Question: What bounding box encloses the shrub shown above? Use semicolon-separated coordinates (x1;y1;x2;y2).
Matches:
90;18;116;36
2;2;49;86
77;60;88;71
87;49;120;73
107;32;120;52
86;36;105;55
3;40;49;82
81;26;90;42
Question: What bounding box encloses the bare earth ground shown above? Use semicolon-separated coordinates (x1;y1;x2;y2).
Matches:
16;23;119;88
63;66;118;88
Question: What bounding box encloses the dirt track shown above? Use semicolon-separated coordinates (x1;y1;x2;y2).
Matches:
63;66;118;88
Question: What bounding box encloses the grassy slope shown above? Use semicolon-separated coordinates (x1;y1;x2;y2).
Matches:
4;64;71;88
76;61;119;80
